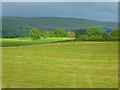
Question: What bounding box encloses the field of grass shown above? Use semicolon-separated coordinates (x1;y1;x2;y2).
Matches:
1;37;73;47
2;40;118;88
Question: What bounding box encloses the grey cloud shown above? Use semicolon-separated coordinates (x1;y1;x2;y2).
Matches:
2;2;118;22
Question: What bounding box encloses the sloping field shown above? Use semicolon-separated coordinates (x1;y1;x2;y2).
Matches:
2;41;118;88
1;37;72;47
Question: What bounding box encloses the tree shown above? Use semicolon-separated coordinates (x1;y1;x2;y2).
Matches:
29;28;41;40
79;35;88;40
43;31;53;38
73;29;87;38
54;28;66;37
110;30;120;40
86;28;104;40
67;31;76;38
102;32;111;40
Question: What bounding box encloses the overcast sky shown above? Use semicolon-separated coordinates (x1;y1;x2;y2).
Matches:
2;2;118;22
1;0;119;2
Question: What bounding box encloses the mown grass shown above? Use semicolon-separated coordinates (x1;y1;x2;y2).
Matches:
1;37;73;47
2;41;118;88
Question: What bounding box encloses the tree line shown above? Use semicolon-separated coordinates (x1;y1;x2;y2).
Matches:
29;27;119;41
29;28;76;40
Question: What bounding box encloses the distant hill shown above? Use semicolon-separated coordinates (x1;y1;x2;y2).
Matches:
2;16;118;37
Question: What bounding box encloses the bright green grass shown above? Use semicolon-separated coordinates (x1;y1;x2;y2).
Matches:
2;41;118;88
1;37;73;47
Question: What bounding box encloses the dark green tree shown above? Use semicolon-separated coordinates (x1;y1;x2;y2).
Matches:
29;28;41;40
110;30;120;40
86;28;103;40
79;35;88;40
54;28;66;37
102;32;111;40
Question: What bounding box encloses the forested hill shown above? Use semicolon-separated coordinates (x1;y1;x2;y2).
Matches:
2;16;117;37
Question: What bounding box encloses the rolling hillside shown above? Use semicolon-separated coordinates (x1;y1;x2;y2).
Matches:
2;16;118;37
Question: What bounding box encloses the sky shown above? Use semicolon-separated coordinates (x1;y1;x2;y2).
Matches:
1;0;119;2
2;2;118;22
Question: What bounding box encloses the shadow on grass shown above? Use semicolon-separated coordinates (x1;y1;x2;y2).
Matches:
1;40;73;47
1;39;118;47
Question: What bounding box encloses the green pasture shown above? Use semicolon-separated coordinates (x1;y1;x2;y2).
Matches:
1;37;73;47
2;41;118;88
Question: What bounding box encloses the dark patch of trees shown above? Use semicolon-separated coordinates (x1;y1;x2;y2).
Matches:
78;28;119;41
72;29;87;38
4;26;119;41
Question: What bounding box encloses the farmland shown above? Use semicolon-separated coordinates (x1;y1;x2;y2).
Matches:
1;37;73;47
2;2;118;89
2;40;118;88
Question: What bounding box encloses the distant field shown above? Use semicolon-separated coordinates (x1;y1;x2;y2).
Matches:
1;37;73;47
2;41;118;88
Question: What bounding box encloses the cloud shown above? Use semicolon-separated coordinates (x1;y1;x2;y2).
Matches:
2;2;118;22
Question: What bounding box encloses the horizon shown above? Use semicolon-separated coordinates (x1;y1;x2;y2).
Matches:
2;2;118;22
2;16;118;23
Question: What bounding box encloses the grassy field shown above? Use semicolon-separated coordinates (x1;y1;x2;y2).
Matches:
2;41;118;88
1;37;73;47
